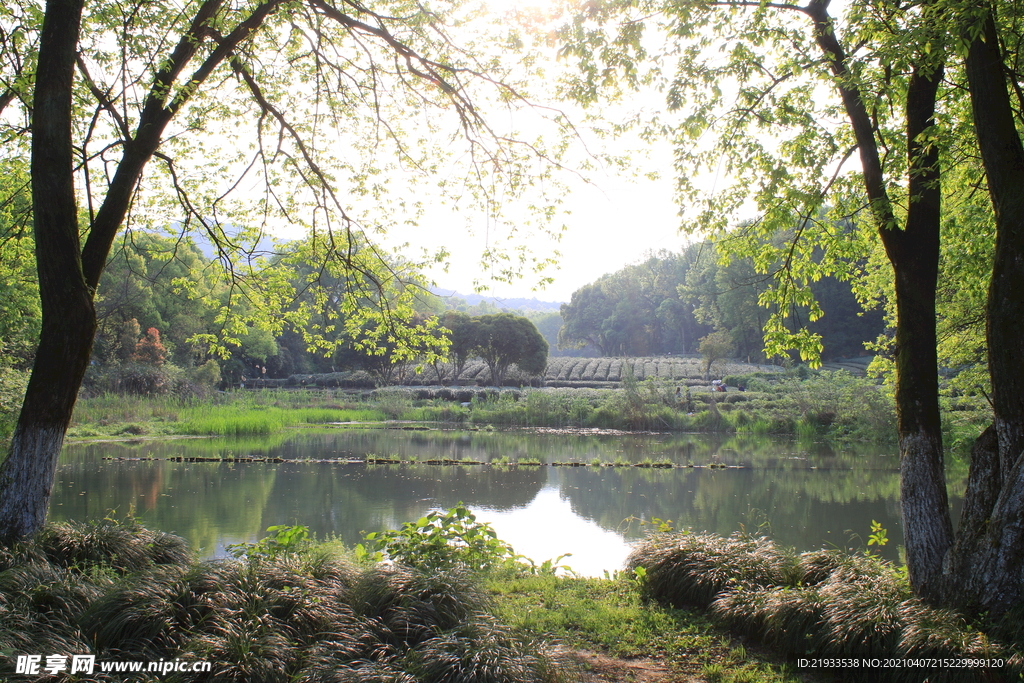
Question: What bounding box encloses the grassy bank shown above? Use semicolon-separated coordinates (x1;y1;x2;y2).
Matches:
487;572;805;682
66;372;990;446
67;391;387;438
6;509;1016;683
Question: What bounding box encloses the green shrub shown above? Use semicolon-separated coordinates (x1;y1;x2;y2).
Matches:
357;503;520;572
227;524;313;561
0;365;28;438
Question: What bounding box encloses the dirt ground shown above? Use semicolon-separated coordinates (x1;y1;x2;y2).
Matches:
568;649;696;683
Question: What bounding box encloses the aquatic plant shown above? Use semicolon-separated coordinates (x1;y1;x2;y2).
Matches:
356;503;520;572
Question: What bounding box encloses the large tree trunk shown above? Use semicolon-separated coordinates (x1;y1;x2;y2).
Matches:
880;64;951;600
942;8;1024;614
0;0;89;546
807;0;952;598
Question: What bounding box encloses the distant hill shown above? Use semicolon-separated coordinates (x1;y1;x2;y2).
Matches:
432;288;564;312
184;226;279;261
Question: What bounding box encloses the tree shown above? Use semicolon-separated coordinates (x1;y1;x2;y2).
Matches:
697;330;735;382
941;2;1024;612
684;241;768;362
438;311;479;383
94;232;223;367
559;0;1024;612
0;0;565;543
559;248;712;357
559;283;614;354
132;328;168;366
473;313;548;386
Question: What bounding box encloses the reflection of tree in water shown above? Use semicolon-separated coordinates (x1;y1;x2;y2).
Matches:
57;437;547;555
554;466;935;562
258;463;546;547
50;460;278;553
56;430;964;563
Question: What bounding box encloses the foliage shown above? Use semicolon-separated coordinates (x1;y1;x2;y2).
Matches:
559;247;882;363
559;248;713;357
431;310;480;383
357;503;521;572
473;314;549;386
698;331;736;381
95;235;221;368
187;359;221;390
132;327;167;366
0;364;28;439
0;160;39;372
227;524;312;561
67;365;899;439
867;520;889;552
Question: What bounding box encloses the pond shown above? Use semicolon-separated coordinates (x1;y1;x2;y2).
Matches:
51;427;962;576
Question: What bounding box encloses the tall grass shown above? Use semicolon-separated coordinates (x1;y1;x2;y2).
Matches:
69;371;907;442
176;405;386;435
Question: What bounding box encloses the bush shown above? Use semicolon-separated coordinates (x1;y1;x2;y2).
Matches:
188;359;221;389
357;503;520;572
628;531;801;608
0;365;28;438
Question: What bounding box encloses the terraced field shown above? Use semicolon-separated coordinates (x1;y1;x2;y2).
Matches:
449;355;784;388
248;356;788;389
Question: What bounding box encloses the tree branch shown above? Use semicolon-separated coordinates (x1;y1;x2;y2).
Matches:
81;0;284;290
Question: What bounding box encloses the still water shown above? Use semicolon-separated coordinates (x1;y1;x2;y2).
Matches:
51;427;953;576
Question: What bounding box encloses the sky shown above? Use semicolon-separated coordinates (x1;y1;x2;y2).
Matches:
369;5;697;305
411;156;689;304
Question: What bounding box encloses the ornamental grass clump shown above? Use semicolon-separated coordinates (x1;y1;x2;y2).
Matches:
629;531;1022;681
34;517;192;573
0;518;576;683
626;531;801;608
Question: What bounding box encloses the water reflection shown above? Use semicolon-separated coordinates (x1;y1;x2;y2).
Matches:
52;428;962;575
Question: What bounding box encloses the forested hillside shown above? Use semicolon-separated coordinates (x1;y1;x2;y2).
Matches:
558;245;883;362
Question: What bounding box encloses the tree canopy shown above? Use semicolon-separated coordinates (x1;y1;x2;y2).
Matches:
558;245;881;361
471;313;549;386
557;0;1024;612
0;0;570;543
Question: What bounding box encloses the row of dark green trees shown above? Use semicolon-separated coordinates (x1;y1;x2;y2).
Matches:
558;243;884;362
